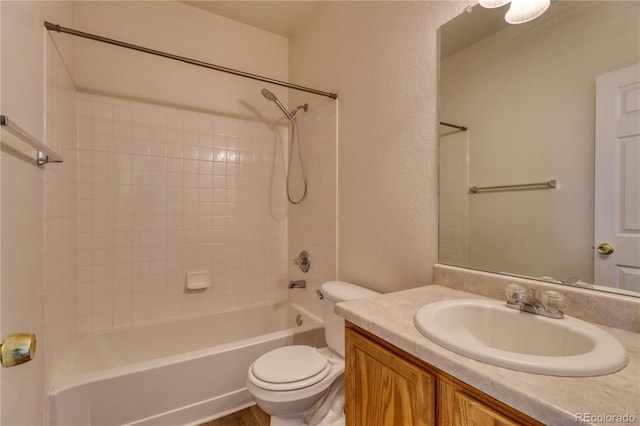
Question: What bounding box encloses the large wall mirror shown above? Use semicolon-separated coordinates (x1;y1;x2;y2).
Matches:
438;1;640;297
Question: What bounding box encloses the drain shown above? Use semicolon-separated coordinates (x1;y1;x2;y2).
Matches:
296;314;303;326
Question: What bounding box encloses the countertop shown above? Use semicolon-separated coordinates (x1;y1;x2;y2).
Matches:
335;284;640;426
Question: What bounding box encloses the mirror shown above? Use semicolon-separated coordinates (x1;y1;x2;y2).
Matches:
438;1;640;297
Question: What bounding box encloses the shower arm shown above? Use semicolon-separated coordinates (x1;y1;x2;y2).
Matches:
290;104;309;118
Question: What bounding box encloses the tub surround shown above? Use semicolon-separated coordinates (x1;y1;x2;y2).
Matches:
336;284;640;425
76;93;290;333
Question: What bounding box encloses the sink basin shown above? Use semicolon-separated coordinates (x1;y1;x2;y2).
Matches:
414;299;628;376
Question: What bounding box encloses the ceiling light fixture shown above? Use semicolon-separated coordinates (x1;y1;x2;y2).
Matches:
478;0;551;24
478;0;510;8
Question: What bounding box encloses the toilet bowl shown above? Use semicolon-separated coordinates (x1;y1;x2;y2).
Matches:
246;281;379;426
247;346;344;425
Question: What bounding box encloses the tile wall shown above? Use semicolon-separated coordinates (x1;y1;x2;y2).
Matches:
439;130;469;266
77;94;289;332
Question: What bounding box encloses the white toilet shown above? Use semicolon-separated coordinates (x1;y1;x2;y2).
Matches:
247;281;379;426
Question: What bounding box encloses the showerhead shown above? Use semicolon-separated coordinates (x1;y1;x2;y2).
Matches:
261;88;277;102
261;88;309;204
261;88;292;119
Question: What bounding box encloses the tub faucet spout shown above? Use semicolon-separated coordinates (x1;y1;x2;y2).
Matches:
288;280;306;289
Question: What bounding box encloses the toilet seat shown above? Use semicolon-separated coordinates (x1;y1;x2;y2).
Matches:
249;345;331;391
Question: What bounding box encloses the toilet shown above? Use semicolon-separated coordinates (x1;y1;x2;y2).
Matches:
246;281;379;426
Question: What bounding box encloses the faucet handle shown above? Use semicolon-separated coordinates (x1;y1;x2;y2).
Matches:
505;284;526;302
293;250;310;273
541;290;566;313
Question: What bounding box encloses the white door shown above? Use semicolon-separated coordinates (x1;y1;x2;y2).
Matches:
594;63;640;293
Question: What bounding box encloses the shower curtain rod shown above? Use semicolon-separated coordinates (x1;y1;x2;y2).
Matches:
439;121;467;131
44;21;338;100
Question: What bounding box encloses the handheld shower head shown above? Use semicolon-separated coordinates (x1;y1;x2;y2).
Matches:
261;88;310;205
260;88;277;102
261;88;292;119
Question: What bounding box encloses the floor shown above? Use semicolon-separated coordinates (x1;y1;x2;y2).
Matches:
200;405;270;426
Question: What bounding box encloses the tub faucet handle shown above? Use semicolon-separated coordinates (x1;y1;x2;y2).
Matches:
293;250;310;273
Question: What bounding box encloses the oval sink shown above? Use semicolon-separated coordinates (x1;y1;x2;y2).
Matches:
414;299;628;376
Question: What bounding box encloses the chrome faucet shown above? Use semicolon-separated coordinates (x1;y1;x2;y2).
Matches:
288;280;306;289
505;284;565;319
293;250;310;273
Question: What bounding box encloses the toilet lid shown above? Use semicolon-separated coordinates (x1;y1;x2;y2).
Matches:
252;345;329;384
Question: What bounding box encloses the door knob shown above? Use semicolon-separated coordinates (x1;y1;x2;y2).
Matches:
597;242;614;255
0;333;36;368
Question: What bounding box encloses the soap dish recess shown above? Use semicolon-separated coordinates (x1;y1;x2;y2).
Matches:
185;271;209;290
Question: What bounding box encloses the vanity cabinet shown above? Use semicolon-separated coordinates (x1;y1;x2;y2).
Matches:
345;322;543;426
345;323;436;425
437;379;520;426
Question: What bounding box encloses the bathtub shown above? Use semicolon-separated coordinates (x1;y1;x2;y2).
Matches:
48;303;325;426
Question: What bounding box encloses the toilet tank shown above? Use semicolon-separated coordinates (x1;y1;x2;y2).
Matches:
321;281;380;357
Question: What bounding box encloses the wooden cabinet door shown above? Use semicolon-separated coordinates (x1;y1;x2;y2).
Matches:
438;379;522;426
345;327;436;426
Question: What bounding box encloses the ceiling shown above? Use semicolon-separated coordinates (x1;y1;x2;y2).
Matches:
184;1;507;55
182;1;322;37
441;2;588;58
440;4;509;58
183;2;581;52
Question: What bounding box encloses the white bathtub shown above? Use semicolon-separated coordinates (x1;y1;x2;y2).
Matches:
49;303;325;426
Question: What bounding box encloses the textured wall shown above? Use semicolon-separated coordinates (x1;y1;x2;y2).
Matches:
1;2;76;424
290;1;470;294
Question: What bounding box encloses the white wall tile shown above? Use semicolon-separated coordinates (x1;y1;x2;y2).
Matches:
78;94;289;331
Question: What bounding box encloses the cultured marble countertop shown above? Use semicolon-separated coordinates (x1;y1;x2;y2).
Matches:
335;285;640;426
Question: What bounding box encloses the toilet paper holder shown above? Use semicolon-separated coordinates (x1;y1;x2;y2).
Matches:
0;333;36;368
